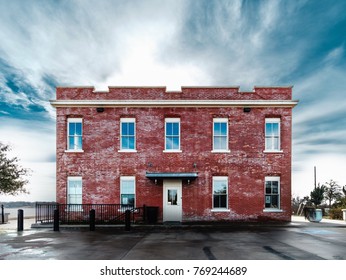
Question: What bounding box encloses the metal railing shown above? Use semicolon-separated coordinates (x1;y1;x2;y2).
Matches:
35;202;144;225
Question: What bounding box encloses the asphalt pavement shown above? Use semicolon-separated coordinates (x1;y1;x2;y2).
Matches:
1;216;346;260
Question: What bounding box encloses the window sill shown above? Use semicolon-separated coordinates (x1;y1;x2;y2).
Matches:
163;150;182;153
211;150;231;153
118;149;137;153
263;209;283;213
211;209;230;212
65;149;84;153
263;150;283;154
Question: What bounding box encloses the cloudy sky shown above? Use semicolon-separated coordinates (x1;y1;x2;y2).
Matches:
0;0;345;202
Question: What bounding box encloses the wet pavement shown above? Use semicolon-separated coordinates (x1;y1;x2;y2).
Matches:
1;216;346;260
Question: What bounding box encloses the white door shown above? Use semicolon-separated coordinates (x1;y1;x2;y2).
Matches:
163;180;182;222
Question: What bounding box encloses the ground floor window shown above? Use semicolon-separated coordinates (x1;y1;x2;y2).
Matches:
120;176;135;207
265;176;280;209
212;176;228;209
67;176;82;211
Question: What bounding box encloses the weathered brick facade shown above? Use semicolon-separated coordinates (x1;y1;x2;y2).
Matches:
51;86;298;223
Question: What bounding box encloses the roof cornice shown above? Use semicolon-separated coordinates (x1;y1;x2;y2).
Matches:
50;99;298;108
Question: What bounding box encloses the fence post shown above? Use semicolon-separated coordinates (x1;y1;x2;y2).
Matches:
90;209;95;231
53;209;59;231
125;210;131;231
17;209;24;231
143;204;146;223
1;205;4;224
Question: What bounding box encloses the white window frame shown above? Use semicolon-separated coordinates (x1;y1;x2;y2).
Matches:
264;118;282;152
212;118;230;153
164;118;181;152
66;118;83;152
120;176;136;208
211;176;230;212
263;176;282;212
119;118;137;152
67;176;82;211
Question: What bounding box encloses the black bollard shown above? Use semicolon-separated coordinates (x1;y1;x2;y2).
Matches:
1;205;4;224
17;209;24;231
53;209;59;231
90;209;95;231
125;210;131;231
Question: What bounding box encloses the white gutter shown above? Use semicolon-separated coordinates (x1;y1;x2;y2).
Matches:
50;99;298;108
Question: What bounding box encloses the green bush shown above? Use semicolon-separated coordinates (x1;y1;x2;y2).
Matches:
329;208;343;220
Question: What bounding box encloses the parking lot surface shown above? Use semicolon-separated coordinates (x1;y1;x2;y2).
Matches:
1;216;346;260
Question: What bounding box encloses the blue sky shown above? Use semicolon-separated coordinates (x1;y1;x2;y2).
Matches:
0;0;346;202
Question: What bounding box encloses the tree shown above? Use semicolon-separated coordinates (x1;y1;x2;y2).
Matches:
323;179;341;208
310;183;325;207
0;142;30;195
335;185;346;208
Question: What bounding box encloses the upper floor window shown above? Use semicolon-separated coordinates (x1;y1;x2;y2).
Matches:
265;118;280;152
212;176;228;210
120;118;136;151
165;118;181;152
264;176;280;210
67;118;83;151
213;118;229;152
120;176;135;207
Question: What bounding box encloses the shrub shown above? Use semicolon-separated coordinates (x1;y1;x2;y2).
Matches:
329;208;343;220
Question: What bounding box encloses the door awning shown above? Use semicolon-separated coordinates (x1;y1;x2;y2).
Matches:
146;172;198;181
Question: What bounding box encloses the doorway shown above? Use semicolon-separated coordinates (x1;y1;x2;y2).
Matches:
163;180;182;222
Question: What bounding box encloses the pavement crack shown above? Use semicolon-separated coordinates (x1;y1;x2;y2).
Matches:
203;246;217;260
263;245;295;260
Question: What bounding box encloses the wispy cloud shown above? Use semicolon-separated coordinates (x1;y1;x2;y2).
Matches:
0;0;346;199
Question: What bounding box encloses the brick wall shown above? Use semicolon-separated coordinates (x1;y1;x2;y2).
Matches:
54;87;295;222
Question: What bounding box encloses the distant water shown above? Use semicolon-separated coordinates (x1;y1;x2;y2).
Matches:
2;207;36;219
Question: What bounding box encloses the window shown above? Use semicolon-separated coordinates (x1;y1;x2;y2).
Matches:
265;176;280;210
212;177;228;209
120;118;136;151
67;118;83;151
67;177;82;211
165;118;180;151
120;176;135;207
213;118;229;151
265;118;280;151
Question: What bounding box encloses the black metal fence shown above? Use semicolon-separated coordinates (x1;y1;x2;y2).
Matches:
35;202;144;225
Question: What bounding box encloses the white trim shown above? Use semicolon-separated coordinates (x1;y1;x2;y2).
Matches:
213;118;229;152
120;117;136;122
212;176;229;210
65;149;84;153
120;176;136;207
67;118;83;151
67;117;82;123
264;176;281;210
263;209;284;213
50;99;298;108
265;118;281;152
68;176;82;181
118;149;137;153
164;118;181;152
263;150;283;154
120;118;136;151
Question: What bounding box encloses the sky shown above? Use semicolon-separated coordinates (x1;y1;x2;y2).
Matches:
0;0;346;202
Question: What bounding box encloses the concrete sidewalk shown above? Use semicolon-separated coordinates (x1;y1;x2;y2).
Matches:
1;215;345;232
1;215;346;260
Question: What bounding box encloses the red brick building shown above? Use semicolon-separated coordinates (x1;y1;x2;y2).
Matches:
50;86;298;223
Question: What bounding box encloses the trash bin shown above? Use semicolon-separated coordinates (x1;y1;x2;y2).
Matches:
314;209;322;222
146;206;159;224
342;209;346;221
306;208;322;222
